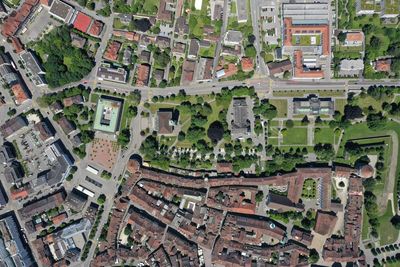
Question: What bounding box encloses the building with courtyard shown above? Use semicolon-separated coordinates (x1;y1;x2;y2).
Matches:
93;96;123;133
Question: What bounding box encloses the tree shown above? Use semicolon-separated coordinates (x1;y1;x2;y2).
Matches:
391;59;400;77
370;36;381;50
186;126;205;143
283;70;291;79
178;131;186;141
366;112;387;130
124;224;133;235
255;191;264;202
139;135;159;160
344;105;363;120
308;249;320;264
127;106;138;118
7;108;16;117
245;45;257;58
97;194;106;205
117;128;131;147
248;34;256;44
285;119;294;128
207;121;224;143
337;31;347;43
301;115;309;125
314;143;334;160
253;99;277;120
391;216;400;230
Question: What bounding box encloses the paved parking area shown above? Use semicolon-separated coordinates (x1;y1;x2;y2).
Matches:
19;7;61;44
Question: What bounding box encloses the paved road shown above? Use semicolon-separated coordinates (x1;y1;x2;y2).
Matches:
212;0;230;78
250;0;268;76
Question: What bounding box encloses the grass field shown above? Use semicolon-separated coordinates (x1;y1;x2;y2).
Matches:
335;98;347;114
362;208;370;240
314;127;336;144
269;99;288;118
90;93;100;104
282;127;308;145
378;201;399;246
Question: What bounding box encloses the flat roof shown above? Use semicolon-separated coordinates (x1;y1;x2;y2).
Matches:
93;96;123;133
49;0;74;22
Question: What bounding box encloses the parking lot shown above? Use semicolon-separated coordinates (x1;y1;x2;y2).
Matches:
10;126;50;182
18;7;62;44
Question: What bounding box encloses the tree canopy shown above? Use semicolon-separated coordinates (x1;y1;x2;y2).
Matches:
207;121;224;143
34;26;94;88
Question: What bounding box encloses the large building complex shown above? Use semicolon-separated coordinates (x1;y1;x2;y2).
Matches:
282;0;330;79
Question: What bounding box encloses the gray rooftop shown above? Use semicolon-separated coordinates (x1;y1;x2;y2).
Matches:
49;0;75;22
97;64;127;83
283;2;329;24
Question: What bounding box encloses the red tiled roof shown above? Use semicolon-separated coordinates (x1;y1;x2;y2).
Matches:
10;188;29;200
112;30;140;42
73;12;92;33
88;20;103;37
216;162;233;173
52;213;68;225
284;18;330;56
346;32;363;42
1;0;39;37
11;37;24;53
293;50;324;79
314;211;337;235
11;83;29;105
374;59;391;72
136;64;150;86
104;41;121;61
241;57;254;72
223;63;238;78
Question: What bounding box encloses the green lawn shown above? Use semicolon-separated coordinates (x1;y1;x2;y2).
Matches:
335;98;347;114
301;179;317;198
4;0;20;6
231;0;236;13
378;201;399;246
292;34;321;46
282;127;308;145
314;127;336;144
142;0;160;14
268;137;279;146
269;99;288;118
199;43;216;58
355;95;394;113
273;90;345;97
90;93;100;104
362;207;370;240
